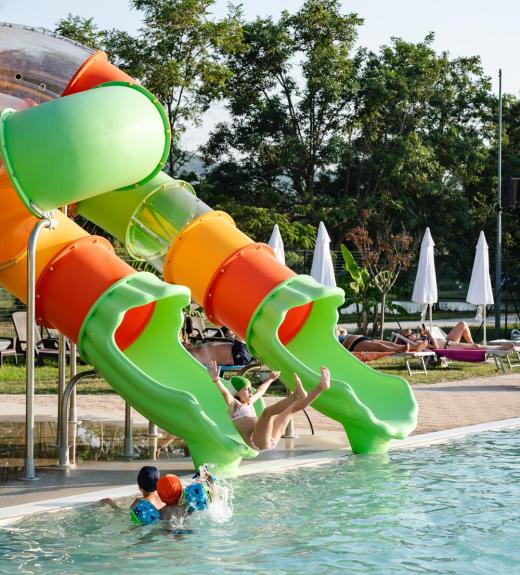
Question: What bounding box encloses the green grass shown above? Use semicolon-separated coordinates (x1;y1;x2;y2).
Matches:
0;361;114;394
369;357;502;385
0;353;509;394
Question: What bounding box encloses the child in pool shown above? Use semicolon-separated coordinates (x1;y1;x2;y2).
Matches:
101;465;164;525
157;473;185;522
208;360;330;452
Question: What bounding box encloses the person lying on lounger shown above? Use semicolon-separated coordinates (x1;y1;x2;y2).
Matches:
400;321;515;351
341;332;428;353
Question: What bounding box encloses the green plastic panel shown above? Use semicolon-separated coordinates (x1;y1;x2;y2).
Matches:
77;172;211;268
246;275;418;454
0;82;170;216
78;272;258;475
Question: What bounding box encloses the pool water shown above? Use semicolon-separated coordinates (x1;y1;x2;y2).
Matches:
2;428;520;574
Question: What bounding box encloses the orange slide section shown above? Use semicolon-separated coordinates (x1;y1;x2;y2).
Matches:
0;171;152;350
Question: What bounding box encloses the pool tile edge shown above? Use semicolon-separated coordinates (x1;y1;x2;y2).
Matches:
2;417;520;527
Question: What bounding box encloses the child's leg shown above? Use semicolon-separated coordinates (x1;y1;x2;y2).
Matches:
270;368;331;443
250;374;308;450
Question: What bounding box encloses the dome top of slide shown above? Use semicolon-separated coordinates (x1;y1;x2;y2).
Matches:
0;22;91;101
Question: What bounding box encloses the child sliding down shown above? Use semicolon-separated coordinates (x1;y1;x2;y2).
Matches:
208;361;330;452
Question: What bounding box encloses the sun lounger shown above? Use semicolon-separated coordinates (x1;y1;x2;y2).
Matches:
353;348;436;376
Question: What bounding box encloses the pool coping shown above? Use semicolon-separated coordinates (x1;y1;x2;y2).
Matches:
2;416;520;527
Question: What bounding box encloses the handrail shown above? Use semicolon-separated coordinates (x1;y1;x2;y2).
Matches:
58;369;97;467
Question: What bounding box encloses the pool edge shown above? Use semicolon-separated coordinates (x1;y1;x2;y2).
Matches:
2;416;520;527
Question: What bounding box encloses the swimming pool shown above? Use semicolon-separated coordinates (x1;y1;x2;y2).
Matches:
2;428;520;574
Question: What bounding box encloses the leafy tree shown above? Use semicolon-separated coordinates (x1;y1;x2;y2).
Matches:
56;1;243;176
335;34;494;270
346;215;416;337
340;244;379;335
204;0;363;227
55;14;103;49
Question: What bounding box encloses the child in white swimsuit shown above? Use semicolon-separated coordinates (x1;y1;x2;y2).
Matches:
208;361;330;452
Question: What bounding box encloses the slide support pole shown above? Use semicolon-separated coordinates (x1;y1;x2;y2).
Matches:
20;217;55;481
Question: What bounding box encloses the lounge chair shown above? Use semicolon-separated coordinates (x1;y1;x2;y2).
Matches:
0;336;17;366
184;316;226;344
11;311;66;364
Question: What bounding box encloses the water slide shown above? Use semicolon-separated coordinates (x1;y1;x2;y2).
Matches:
0;26;417;473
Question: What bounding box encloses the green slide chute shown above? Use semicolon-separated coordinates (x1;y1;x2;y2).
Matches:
78;272;259;475
247;275;418;454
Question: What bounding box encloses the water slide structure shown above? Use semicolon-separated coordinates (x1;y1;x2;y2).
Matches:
0;25;418;474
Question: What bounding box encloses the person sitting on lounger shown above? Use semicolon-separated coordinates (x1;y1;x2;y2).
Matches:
401;322;515;351
342;333;428;353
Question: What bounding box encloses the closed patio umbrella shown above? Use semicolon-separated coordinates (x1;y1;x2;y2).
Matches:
311;221;336;287
268;224;285;265
466;231;494;344
412;227;438;332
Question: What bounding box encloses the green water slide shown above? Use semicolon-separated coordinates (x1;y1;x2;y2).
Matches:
77;173;417;455
78;272;258;475
247;276;418;454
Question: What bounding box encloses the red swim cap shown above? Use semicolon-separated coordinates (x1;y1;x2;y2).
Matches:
157;474;183;505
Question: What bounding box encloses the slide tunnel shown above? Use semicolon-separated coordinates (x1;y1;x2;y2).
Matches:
0;26;417;473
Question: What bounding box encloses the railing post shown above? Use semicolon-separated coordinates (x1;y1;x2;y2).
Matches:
20;217;54;481
58;370;97;467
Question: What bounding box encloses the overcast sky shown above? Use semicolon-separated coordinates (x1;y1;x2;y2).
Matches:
1;0;515;149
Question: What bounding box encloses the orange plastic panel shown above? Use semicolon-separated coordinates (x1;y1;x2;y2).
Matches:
62;51;135;96
0;209;89;302
0;170;37;269
203;243;300;340
114;301;156;351
35;236;135;342
278;301;313;345
164;211;253;304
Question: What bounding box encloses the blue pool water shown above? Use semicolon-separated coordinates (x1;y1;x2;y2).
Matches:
2;428;520;574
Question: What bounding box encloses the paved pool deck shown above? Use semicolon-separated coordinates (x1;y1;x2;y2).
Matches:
1;372;519;517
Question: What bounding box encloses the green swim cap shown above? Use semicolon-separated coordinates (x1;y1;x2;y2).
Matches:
230;376;254;393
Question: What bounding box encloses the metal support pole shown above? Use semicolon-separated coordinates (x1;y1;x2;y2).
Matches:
148;421;159;437
58;370;97;467
495;69;503;338
20;218;54;481
56;333;67;446
123;402;134;458
69;342;78;422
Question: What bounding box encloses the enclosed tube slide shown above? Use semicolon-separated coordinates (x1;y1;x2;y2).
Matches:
0;26;417;474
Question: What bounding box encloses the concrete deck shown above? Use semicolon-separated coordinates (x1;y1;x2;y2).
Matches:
1;372;519;515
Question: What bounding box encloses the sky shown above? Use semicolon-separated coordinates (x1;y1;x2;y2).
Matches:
1;0;516;149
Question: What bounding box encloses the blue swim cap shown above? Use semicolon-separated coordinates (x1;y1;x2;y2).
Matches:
182;482;209;512
130;499;160;525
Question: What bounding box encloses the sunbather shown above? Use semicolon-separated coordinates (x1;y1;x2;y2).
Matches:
342;333;428;353
401;322;515;351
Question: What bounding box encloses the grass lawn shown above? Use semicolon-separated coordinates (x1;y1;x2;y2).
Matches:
0;354;509;394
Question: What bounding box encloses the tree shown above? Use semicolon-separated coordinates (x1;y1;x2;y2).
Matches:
56;1;244;176
55;14;103;49
340;244;379;335
346;214;416;338
203;0;363;218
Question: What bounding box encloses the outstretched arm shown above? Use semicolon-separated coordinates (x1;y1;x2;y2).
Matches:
207;360;236;406
251;370;281;402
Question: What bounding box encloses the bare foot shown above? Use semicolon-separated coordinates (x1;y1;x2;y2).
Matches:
317;366;331;391
293;373;307;400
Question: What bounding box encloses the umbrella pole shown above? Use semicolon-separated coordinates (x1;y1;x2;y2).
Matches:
429;304;433;333
483;306;487;345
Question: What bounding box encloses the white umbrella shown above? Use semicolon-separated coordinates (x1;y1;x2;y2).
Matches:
268;224;285;265
412;227;438;331
311;222;336;287
466;231;494;344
